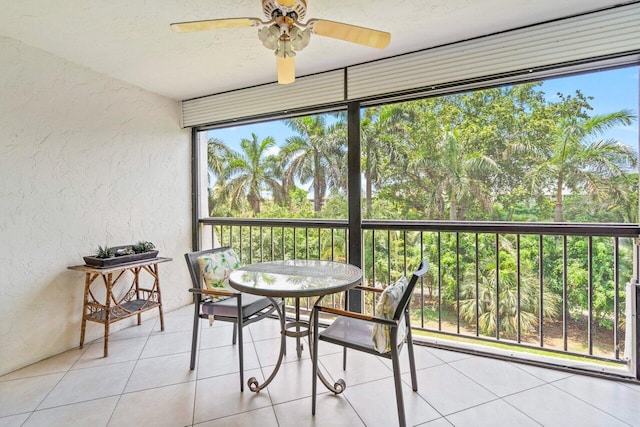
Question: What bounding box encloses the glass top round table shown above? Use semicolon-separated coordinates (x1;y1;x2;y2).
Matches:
228;259;362;393
228;259;363;298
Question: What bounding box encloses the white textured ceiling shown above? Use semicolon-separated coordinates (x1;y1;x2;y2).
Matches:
0;0;629;101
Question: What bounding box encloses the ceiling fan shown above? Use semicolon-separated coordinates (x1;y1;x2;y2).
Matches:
170;0;391;84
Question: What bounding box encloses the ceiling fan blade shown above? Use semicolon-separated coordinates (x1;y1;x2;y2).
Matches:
276;0;298;6
170;18;261;33
309;19;391;49
277;56;295;84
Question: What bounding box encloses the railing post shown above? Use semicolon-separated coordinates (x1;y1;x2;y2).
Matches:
624;237;639;378
633;237;640;380
634;280;640;380
635;97;639;379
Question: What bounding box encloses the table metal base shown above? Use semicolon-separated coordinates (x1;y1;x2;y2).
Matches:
246;296;346;394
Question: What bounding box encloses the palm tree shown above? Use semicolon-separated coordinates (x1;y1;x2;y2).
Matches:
207;137;232;181
458;243;559;337
459;268;559;337
281;115;347;213
361;105;412;217
525;110;637;222
217;133;282;215
206;137;234;216
420;127;500;220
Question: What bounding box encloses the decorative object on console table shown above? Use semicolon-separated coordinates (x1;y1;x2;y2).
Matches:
83;241;159;267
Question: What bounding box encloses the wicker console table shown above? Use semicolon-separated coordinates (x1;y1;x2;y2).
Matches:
68;257;171;357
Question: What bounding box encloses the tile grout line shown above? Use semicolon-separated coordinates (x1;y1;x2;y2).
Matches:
7;307;638;427
499;395;547;427
17;332;95;425
315;345;455;426
16;317;158;425
104;316;160;427
547;379;634;426
442;356;563;424
316;356;371;427
191;309;204;427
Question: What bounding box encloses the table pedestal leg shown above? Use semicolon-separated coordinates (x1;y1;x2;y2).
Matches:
295;298;303;358
247;296;286;392
309;296;346;394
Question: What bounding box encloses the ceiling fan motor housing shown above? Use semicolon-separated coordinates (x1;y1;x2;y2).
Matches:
262;0;307;21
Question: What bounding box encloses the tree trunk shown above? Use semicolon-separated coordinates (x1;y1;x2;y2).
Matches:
248;192;260;214
554;180;563;222
314;154;322;212
365;143;372;216
365;170;372;217
313;176;321;212
450;199;457;221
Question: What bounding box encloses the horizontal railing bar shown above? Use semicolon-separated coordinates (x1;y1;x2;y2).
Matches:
200;217;348;229
362;220;640;237
201;217;639;237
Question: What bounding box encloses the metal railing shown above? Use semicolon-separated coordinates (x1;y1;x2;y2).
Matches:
200;217;639;369
201;218;350;313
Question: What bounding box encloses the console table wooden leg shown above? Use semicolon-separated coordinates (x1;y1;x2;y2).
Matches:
134;267;142;326
103;273;113;358
79;273;91;349
153;263;165;332
103;322;110;357
158;305;165;331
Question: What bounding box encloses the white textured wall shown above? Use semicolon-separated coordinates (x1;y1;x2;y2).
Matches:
0;37;192;375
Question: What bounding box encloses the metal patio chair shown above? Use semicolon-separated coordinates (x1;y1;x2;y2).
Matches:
184;247;281;391
311;259;429;427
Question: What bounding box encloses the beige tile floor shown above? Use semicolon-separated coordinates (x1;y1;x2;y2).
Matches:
2;305;640;427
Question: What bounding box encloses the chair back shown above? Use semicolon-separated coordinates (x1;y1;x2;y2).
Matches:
184;246;234;290
392;259;429;321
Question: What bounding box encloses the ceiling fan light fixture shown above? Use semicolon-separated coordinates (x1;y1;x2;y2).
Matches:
289;26;311;51
275;39;295;58
258;24;281;50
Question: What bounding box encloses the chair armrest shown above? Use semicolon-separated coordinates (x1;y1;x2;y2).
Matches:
315;306;398;327
355;285;383;293
189;287;237;298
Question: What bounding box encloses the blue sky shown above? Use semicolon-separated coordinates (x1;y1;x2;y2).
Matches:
208;65;639;151
539;66;639;148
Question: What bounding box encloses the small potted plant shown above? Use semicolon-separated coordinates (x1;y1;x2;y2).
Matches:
133;241;156;253
84;241;159;267
96;244;115;259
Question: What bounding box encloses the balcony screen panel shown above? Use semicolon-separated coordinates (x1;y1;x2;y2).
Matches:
347;3;640;100
181;70;344;128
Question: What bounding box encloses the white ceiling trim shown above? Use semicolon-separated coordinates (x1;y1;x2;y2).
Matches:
347;2;640;100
